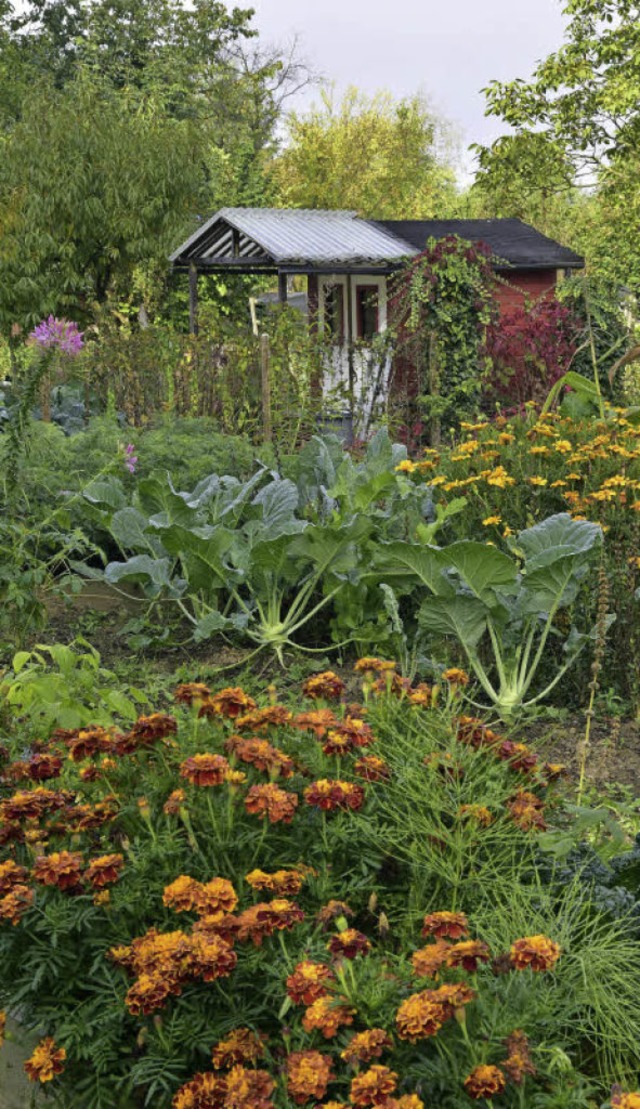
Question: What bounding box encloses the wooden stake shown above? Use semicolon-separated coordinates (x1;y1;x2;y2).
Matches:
189;262;199;336
261;332;272;443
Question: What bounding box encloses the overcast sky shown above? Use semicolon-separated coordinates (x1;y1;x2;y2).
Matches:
252;0;567;177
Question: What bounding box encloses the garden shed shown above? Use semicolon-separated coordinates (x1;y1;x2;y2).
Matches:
170;206;584;336
170;208;584;434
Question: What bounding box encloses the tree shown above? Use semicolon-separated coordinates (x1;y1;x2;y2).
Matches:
0;73;212;329
270;86;457;218
474;0;640;289
0;2;311;331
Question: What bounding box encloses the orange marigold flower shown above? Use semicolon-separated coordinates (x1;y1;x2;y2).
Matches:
225;1064;274;1109
320;730;355;756
328;929;371;959
354;658;397;674
235;706;292;732
445;940;490;972
433;982;476;1012
24;1037;66;1083
508;792;547;832
459;804;494;827
510;935;561;972
407;684;432;707
0;859;28;896
244;784;298;824
84;854;124;889
27;754;63;781
286;961;336;1005
304;780;365;813
124;928;193;976
197;878;239;920
0;1010;5;1047
497;740;538;773
325;718;374;750
127;713;178;743
174;683;211;705
225;736;294;778
341;1029;393;1065
463;1065;506;1099
245;868;310;896
163;875;203;913
395;989;450;1041
421;911;469;940
172;1071;226;1109
286;1051;333;1104
396;1095;424;1109
180;753;231;787
611;1093;640;1109
501;1030;536;1085
199;688;257;720
316;900;354;928
32;850;84;891
411;940;451;979
292;710;338;738
302;672;346;702
353;756;390;782
302;995;355;1038
350;1065;398;1106
0;885;34;924
164;789;186;815
66;726;113;761
1;787;70;821
370;673;409;698
212;1028;266;1069
125;971;181;1015
189;933;237;982
441;668;469;686
542;762;568;782
256;898;305;933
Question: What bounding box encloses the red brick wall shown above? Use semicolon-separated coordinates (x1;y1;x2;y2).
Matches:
494;269;558;315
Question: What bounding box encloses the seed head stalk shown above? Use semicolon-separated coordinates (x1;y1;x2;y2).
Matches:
577;555;609;804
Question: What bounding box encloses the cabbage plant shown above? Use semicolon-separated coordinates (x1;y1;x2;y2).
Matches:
376;514;606;721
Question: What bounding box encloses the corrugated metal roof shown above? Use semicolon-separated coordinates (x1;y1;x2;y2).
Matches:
170;208;584;272
171;207;417;266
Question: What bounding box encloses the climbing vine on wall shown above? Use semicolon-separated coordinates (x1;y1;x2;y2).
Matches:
390;236;497;443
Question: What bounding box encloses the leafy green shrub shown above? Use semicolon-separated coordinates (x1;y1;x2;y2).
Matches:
0;639;149;732
1;671;636;1107
15;416;268;510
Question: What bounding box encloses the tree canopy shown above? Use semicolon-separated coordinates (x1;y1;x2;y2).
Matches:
473;0;640;288
270;86;457;218
0;1;311;330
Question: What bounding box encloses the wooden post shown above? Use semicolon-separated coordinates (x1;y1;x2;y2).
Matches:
428;330;441;447
346;274;355;443
278;272;288;304
189;262;199;336
261;332;272;443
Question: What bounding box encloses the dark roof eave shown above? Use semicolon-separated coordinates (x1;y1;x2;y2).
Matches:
494;260;585;272
173;258;402;274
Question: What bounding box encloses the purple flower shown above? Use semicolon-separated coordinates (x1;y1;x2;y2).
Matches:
30;316;84;355
124;443;138;474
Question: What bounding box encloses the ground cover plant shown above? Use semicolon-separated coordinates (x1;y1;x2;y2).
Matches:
1;665;640;1108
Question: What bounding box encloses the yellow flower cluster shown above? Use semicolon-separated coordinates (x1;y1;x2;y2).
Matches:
399;412;640;535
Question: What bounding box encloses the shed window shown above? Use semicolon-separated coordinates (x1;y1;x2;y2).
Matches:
356;285;379;339
324;283;345;342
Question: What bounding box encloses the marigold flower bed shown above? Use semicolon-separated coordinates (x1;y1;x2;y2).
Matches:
0;664;638;1107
